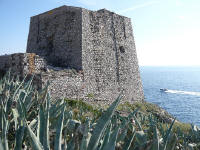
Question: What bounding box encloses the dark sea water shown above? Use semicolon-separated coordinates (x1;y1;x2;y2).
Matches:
140;66;200;126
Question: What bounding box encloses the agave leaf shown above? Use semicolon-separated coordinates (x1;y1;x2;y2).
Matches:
111;115;118;129
133;115;142;131
38;82;49;104
18;95;27;120
187;144;195;150
135;131;147;146
127;108;139;121
117;128;128;143
23;75;34;92
159;124;165;139
99;123;111;150
117;109;138;143
18;89;27;103
63;111;73;127
148;114;154;127
151;125;160;150
66;137;75;150
14;125;25;150
29;118;38;129
122;131;136;150
38;105;45;143
36;92;51;150
0;108;3;131
0;138;4;150
103;126;120;150
87;95;121;150
80;120;91;150
26;121;44;150
12;108;19;130
1;110;9;150
0;99;6;115
24;91;34;112
67;119;81;133
166;133;177;150
5;97;12;118
163;118;176;150
54;105;65;150
12;74;27;101
43;92;50;150
49;101;64;119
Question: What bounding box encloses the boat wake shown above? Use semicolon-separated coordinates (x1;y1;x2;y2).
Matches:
164;89;200;96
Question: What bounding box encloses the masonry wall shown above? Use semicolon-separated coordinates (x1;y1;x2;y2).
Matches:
27;6;83;70
82;9;144;103
0;55;11;77
0;55;11;71
0;53;46;78
0;53;85;99
23;5;145;104
41;69;85;101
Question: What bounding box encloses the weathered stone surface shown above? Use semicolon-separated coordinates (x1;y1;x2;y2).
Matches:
41;69;85;101
0;53;46;77
27;6;82;70
0;5;144;104
81;8;144;103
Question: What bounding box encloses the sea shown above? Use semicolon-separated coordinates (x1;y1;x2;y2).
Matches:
140;66;200;127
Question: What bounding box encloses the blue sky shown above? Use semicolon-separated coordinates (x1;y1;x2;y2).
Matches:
0;0;200;66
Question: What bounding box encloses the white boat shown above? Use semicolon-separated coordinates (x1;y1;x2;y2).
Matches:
160;88;168;92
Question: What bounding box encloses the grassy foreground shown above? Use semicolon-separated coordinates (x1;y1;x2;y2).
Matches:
0;73;200;150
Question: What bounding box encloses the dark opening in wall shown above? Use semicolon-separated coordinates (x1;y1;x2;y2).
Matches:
119;46;125;53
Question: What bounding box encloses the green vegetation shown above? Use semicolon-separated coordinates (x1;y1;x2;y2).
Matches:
86;93;95;98
0;72;200;150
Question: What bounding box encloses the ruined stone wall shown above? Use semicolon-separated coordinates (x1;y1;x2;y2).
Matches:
0;54;27;77
0;53;46;78
0;53;85;99
0;55;11;77
41;69;85;100
0;55;11;71
27;6;82;70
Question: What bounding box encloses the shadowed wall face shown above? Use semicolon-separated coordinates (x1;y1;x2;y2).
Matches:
27;6;82;70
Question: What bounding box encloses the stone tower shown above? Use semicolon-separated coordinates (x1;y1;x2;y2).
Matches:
26;5;144;103
1;5;144;104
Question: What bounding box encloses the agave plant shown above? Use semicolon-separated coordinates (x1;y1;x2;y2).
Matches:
1;73;200;150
